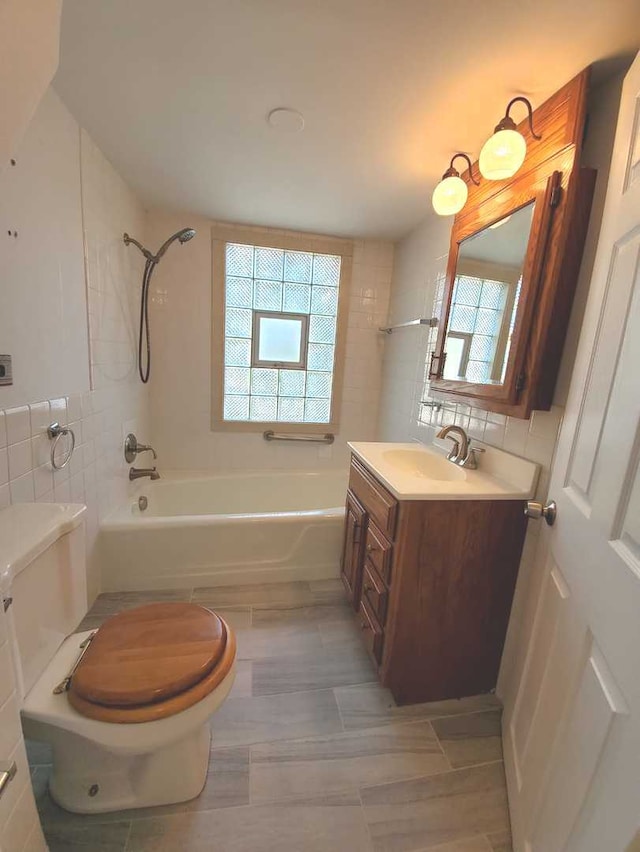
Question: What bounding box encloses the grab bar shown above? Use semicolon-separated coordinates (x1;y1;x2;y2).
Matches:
378;317;438;334
263;430;335;444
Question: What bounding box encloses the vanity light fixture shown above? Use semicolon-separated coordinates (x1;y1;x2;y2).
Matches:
431;153;480;217
479;96;541;181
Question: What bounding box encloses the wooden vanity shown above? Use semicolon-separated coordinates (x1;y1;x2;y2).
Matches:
341;452;528;705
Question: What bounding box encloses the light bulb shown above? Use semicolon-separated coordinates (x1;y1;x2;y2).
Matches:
479;128;527;181
431;175;468;216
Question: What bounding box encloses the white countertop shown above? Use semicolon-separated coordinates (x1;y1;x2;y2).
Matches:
348;441;539;501
0;503;86;588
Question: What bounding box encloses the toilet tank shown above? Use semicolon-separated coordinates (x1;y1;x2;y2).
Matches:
0;503;88;699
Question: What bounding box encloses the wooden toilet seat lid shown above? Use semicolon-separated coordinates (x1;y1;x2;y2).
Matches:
70;602;227;707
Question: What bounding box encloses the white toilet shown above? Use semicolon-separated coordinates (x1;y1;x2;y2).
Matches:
0;502;236;814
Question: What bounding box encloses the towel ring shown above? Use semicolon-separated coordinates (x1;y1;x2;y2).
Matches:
47;422;76;471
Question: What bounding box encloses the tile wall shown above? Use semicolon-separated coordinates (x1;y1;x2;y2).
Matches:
0;89;149;602
147;209;393;471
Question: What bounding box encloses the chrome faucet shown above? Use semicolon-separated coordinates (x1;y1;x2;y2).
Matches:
124;433;157;463
436;425;485;469
129;467;160;481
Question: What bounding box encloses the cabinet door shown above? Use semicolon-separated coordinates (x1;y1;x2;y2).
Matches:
340;490;367;610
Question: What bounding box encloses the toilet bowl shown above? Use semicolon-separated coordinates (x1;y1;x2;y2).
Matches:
0;503;237;815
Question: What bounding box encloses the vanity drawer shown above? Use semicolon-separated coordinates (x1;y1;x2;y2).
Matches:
357;598;384;665
362;561;388;625
349;456;398;539
365;522;393;585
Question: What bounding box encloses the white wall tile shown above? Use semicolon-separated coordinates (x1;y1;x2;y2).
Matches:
0;89;150;606
7;440;32;481
66;394;83;423
0;448;7;487
147;211;392;472
4;407;30;445
0;90;90;408
33;465;53;500
9;472;34;503
28;401;50;437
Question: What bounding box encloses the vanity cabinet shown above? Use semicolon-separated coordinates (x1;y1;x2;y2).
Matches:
340;454;528;705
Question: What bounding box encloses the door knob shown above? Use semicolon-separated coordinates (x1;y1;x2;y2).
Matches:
525;500;557;526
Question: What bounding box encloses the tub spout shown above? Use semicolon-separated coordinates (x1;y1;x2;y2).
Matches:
129;467;160;481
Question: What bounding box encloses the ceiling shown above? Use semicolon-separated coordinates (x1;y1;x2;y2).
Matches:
55;0;640;240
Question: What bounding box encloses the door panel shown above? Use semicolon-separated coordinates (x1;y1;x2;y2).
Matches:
532;641;628;852
340;490;367;609
503;54;640;852
564;229;640;504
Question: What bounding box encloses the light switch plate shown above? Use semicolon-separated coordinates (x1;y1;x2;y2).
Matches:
0;355;13;386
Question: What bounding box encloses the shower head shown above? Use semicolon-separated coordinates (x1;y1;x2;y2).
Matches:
155;227;196;261
123;227;196;264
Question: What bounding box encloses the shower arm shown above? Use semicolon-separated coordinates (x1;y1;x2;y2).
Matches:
123;233;155;262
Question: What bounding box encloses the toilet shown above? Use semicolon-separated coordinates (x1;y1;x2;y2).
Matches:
0;502;236;814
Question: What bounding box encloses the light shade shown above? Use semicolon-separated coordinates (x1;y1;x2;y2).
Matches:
479;128;527;181
432;175;469;216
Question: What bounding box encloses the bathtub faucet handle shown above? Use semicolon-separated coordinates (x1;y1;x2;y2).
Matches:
124;433;157;463
136;443;157;460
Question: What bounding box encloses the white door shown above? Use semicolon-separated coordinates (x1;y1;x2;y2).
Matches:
503;54;640;852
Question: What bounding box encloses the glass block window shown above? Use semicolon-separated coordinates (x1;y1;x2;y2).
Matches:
222;242;342;424
445;275;509;383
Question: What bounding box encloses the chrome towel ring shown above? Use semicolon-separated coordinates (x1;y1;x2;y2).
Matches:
47;422;76;471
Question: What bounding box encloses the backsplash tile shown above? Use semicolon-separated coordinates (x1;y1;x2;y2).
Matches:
378;210;563;504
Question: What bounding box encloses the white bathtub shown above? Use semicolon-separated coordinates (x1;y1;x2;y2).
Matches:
98;470;348;591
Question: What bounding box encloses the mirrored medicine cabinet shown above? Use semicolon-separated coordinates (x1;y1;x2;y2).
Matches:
429;69;597;419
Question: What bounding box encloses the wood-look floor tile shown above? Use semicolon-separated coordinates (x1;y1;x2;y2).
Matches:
192;581;319;608
126;791;372;852
212;606;252;631
318;616;363;647
211;687;343;747
486;829;513;851
431;711;503;769
252;641;376;695
88;589;192;614
235;623;324;661
229;660;252;698
361;761;510;852
335;682;502;731
43;819;131;852
250;720;449;803
251;602;353;628
307;578;347;602
77;589;193;630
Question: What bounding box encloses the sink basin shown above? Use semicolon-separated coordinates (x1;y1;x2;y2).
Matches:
381;448;467;482
349;441;540;500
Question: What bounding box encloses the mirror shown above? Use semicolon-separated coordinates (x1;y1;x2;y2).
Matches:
443;202;535;385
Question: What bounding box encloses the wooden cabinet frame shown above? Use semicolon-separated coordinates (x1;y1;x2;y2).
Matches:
429;69;597;418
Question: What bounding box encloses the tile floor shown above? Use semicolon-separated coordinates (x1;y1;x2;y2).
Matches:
27;579;513;852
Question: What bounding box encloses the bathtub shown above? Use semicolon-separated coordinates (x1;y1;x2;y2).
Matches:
98;470;349;591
